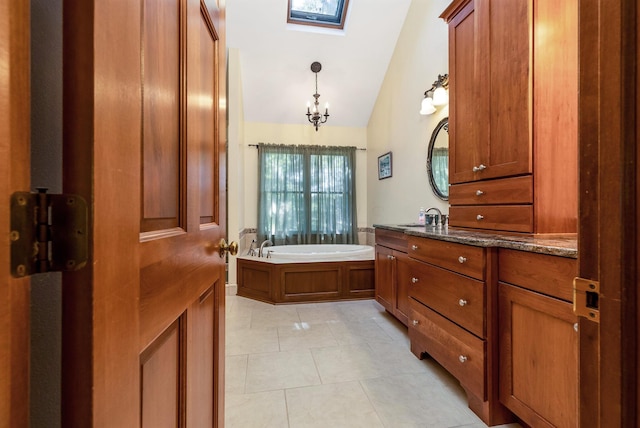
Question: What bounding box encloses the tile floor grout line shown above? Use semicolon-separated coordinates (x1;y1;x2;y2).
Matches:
283;387;292;428
357;378;388;428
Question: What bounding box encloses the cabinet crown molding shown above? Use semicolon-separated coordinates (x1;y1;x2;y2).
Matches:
440;0;472;22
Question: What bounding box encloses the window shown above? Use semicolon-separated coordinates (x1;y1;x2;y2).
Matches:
257;144;358;245
287;0;350;29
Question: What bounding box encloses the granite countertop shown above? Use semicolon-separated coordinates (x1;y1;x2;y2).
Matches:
373;224;578;258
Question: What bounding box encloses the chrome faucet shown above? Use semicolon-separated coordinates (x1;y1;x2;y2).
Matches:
425;207;443;229
247;239;257;256
258;239;273;257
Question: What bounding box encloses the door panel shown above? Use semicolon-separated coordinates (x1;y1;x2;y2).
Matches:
141;321;181;428
187;286;215;428
0;0;30;425
199;11;217;225
142;0;182;233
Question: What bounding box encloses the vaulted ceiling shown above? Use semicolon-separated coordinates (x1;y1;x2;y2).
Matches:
226;0;413;128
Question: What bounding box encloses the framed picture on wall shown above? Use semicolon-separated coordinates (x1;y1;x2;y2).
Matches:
378;152;392;180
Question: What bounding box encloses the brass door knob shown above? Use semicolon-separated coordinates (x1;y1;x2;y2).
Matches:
218;238;238;257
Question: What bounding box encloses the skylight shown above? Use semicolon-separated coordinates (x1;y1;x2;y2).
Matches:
287;0;350;29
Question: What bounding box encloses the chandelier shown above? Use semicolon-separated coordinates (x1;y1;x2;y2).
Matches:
306;61;330;131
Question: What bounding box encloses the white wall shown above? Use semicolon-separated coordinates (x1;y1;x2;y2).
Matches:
367;0;450;225
227;48;245;287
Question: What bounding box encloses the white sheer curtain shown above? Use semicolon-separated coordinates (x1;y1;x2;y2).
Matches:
257;143;358;245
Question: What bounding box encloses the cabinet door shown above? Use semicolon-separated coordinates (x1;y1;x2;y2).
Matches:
449;0;486;184
450;0;531;184
485;0;531;179
499;283;578;428
394;251;411;326
374;245;394;312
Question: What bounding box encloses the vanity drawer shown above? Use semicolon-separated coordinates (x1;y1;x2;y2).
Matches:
375;228;408;252
409;261;485;338
408;237;485;280
449;176;533;206
449;205;533;233
409;298;485;399
499;249;576;302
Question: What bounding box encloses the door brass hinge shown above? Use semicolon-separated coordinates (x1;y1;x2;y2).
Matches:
573;277;600;323
10;189;88;277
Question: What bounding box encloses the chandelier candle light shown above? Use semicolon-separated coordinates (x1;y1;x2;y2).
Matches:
306;61;330;131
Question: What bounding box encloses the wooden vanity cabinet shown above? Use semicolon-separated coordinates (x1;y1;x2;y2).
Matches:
441;0;578;234
374;229;410;326
498;249;578;427
407;236;513;425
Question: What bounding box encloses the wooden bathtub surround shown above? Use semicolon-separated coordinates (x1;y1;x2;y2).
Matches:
236;258;374;304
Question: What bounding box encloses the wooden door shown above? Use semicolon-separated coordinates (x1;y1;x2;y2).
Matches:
0;0;30;426
578;0;638;426
61;0;228;426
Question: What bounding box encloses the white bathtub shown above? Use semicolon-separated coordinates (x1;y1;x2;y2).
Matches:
238;244;374;263
266;244;373;260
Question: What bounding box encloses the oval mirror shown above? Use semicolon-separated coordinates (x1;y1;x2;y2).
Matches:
426;117;449;200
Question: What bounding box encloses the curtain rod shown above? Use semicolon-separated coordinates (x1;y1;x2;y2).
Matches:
248;143;366;151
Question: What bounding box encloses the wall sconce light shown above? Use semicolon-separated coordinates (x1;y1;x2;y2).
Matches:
420;74;449;115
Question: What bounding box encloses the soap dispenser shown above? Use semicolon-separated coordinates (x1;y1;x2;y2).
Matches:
418;207;426;225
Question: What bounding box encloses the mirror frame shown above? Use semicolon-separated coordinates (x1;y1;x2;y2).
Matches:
426;117;449;201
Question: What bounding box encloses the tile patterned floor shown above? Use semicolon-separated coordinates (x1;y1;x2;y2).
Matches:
225;295;521;428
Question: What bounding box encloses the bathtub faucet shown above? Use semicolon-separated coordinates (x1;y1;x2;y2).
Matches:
258;239;273;257
247;239;257;256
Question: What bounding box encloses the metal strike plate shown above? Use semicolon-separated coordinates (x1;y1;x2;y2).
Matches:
573;277;600;323
10;191;88;277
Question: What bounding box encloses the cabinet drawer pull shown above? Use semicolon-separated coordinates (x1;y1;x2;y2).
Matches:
458;355;468;363
458;299;468;307
411;277;419;284
574;323;579;332
411;244;418;250
472;164;487;172
387;254;395;260
412;320;419;326
475;190;484;196
476;214;484;221
458;256;467;264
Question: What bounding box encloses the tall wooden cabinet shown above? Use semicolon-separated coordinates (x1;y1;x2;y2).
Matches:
442;0;578;234
374;229;410;326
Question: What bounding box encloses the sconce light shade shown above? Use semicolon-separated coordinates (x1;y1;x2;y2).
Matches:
420;73;449;114
432;86;449;106
420;97;437;115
